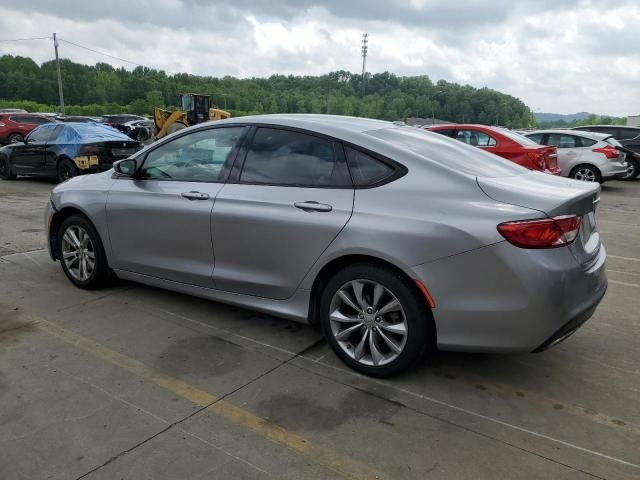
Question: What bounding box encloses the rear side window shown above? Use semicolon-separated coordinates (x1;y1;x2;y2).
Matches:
455;130;497;147
618;128;640;140
578;137;597;147
345;147;395;187
430;129;454;137
240;128;351;187
547;133;579;148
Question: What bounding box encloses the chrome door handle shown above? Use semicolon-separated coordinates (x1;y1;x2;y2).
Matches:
294;201;332;212
181;191;210;200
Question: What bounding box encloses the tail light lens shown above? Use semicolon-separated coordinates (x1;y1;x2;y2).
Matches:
526;151;545;170
497;215;582;249
593;146;619;159
79;145;100;155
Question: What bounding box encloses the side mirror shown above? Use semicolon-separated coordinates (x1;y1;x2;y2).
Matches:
114;158;137;177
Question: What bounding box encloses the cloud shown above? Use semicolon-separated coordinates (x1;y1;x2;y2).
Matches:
0;0;638;116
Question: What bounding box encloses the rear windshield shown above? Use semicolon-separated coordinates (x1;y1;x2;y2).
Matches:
604;136;623;147
494;127;539;146
367;127;526;177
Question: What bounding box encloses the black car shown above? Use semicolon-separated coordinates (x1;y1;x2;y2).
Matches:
60;116;101;123
573;125;640;178
0;122;142;183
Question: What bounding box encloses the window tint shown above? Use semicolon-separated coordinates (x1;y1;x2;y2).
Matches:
455;129;497;147
525;133;544;143
140;127;246;182
430;128;454;137
578;137;597;147
547;133;579;148
49;125;65;142
240;128;351;187
345;147;395;187
617;128;640;140
26;124;55;142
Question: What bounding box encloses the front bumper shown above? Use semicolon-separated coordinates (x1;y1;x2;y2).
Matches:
44;199;56;260
411;240;607;353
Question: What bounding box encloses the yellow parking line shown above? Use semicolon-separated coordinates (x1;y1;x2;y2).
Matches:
37;320;383;480
609;279;640;289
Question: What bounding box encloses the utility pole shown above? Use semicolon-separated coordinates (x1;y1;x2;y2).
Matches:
53;33;65;115
361;33;368;96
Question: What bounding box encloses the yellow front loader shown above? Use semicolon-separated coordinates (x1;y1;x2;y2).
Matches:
154;93;230;140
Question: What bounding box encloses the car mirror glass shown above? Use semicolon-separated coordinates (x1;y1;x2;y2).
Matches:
114;158;137;177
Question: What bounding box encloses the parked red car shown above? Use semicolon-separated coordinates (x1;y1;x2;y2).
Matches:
429;124;561;175
0;113;55;144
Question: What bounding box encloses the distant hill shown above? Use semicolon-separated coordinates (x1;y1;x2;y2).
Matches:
534;112;591;123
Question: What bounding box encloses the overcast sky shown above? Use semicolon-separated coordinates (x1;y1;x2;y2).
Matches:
1;0;638;116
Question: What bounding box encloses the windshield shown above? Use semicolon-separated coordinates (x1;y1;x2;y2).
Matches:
367;127;527;177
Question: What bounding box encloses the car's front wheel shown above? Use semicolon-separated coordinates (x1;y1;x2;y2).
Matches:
57;214;110;289
570;164;602;183
320;263;433;377
57;158;79;183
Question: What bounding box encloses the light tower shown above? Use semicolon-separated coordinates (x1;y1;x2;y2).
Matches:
361;33;368;96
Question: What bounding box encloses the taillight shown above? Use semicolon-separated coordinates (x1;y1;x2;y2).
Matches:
526;151;545;170
497;215;582;249
79;145;100;155
593;145;619;159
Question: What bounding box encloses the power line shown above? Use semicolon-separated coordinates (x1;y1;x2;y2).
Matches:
58;37;180;75
0;36;51;42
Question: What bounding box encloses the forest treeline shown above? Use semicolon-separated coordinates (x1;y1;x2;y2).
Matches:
0;54;536;126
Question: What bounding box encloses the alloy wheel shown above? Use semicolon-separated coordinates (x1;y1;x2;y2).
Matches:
574;168;597;182
61;225;96;281
329;279;408;367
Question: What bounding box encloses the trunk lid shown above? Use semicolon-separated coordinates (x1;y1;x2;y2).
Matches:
95;140;141;165
477;171;601;267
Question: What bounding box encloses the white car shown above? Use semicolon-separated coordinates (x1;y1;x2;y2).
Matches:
524;129;627;183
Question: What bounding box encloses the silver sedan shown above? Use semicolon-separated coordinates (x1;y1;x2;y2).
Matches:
44;115;607;376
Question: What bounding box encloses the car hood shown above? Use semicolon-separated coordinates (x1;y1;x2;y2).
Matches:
476;171;600;217
52;169;115;195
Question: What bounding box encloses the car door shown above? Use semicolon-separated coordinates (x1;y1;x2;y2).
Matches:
10;124;55;172
546;133;581;173
212;126;354;299
106;126;248;287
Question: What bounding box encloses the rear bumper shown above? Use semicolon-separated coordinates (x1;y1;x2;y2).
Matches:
601;161;628;180
411;241;607;353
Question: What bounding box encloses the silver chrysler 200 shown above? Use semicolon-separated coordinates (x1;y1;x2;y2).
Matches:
44;114;607;376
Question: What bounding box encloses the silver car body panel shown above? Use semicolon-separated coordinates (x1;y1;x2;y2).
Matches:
47;115;607;353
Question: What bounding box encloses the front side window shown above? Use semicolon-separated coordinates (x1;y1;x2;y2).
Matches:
140;126;246;182
526;133;544;143
456;129;497;147
240;128;351;187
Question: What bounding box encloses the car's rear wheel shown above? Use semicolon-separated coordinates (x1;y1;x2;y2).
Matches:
8;133;23;144
0;156;16;180
319;263;432;377
570;164;602;183
57;158;79;183
57;215;110;289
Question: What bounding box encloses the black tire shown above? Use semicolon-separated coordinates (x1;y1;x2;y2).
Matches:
570;164;602;183
57;158;80;183
8;133;23;144
319;263;433;377
0;156;16;180
623;158;640;180
57;214;111;290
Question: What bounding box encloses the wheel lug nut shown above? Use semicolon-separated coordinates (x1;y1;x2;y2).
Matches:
375;317;381;322
366;307;373;314
358;313;364;319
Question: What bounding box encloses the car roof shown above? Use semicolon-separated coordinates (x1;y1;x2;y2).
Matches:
527;129;610;140
574;124;640;129
197;114;396;139
58;122;133;142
